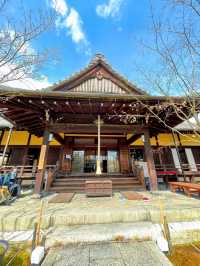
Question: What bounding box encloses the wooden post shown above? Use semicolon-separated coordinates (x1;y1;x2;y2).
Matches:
144;128;158;190
96;115;102;175
172;131;186;181
1;127;13;166
0;129;5;146
34;129;50;194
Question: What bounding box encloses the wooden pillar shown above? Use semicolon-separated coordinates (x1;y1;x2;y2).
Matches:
0;129;5;146
96;114;102;175
119;138;130;174
1;127;13;166
171;131;185;180
185;148;197;171
143;129;158;190
34;128;50;194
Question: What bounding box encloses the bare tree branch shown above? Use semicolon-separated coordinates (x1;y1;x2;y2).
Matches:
129;0;200;142
0;0;55;85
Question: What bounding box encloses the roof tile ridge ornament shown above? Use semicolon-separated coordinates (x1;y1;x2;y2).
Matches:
94;56;147;95
89;53;107;66
88;54;147;95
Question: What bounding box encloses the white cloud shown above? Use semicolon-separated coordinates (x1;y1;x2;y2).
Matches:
50;0;68;16
4;75;51;90
0;61;51;90
96;0;123;18
65;8;85;43
0;30;51;90
49;0;90;52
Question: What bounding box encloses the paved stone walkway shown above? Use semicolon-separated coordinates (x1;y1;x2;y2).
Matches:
42;241;172;266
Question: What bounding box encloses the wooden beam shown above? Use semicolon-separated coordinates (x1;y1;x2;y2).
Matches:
52;132;65;145
63;133;125;137
14;115;39;123
50;123;145;134
127;133;142;145
127;127;146;145
9;111;33;120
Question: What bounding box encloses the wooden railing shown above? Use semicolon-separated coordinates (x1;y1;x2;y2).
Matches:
135;165;145;187
155;163;200;183
155;163;200;172
0;165;56;187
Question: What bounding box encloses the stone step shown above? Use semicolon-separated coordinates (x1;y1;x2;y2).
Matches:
2;192;200;232
55;177;139;181
56;176;138;180
45;222;155;247
51;183;141;189
56;172;135;178
52;180;140;186
42;240;172;266
51;175;143;193
49;185;144;193
3;221;200;248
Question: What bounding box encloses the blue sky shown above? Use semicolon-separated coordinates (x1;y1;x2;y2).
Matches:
3;0;163;91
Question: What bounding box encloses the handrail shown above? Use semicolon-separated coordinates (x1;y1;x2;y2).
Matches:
135;165;145;187
0;165;56;178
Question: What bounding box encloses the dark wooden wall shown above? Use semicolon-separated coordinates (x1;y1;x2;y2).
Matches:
47;147;61;165
9;147;26;165
118;139;130;174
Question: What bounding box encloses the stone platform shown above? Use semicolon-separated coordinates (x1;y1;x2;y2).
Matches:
1;191;200;232
1;221;200;246
42;241;172;266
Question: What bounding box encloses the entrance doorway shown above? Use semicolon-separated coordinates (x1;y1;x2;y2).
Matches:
85;150;96;173
71;149;119;174
72;150;85;173
107;150;119;173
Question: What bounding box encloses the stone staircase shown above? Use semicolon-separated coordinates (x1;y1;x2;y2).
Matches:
49;173;145;193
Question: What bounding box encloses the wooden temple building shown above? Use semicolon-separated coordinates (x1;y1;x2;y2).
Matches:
0;54;199;193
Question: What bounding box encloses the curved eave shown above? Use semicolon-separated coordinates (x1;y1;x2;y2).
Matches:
0;88;189;102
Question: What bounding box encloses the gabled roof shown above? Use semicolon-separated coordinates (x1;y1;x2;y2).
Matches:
47;54;147;95
174;115;200;131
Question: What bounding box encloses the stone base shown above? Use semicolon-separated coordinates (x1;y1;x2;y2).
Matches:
1;191;200;232
2;221;200;248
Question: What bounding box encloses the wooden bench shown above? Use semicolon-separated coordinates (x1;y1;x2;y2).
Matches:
169;182;200;197
85;180;112;197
